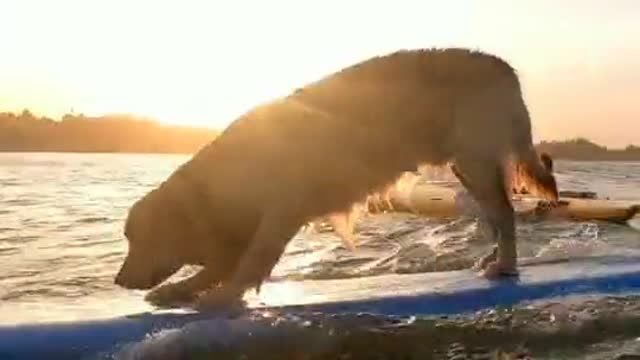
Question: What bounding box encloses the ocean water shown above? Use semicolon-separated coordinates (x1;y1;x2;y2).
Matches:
1;152;639;332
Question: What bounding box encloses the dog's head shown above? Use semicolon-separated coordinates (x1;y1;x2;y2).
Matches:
115;188;185;290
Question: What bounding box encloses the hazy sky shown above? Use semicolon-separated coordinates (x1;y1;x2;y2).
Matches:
1;0;638;147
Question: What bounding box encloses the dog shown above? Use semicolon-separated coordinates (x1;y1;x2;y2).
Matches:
114;48;559;310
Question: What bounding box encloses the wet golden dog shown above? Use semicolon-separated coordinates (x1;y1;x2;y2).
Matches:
114;48;558;310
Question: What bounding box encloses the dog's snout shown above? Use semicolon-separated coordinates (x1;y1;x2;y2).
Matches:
113;264;158;290
114;270;125;286
114;263;138;289
114;271;139;289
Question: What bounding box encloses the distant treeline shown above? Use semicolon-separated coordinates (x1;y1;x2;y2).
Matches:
0;110;217;154
1;110;639;159
536;138;640;161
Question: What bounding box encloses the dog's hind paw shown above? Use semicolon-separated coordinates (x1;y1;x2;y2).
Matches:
472;246;519;279
480;261;519;279
472;245;498;271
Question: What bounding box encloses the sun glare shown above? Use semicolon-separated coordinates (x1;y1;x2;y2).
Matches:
1;0;639;145
0;0;474;129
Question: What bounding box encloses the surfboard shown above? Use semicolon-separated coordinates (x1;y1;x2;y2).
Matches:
557;198;639;224
3;255;640;360
372;183;639;224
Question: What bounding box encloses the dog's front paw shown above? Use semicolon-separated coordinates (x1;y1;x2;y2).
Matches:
145;283;197;308
192;286;246;312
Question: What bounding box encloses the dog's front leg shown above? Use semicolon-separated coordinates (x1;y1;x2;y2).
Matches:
451;160;518;278
194;205;303;310
145;268;221;308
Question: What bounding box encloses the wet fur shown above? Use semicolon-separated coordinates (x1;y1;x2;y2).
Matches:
115;48;559;307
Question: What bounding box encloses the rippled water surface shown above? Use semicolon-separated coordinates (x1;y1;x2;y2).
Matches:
1;153;639;327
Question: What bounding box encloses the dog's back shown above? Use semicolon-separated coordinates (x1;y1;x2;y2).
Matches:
175;48;556;242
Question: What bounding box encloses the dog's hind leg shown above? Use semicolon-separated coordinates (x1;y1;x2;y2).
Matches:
452;157;517;278
451;164;498;269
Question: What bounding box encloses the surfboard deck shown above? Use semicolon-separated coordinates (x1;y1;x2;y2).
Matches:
256;255;640;313
3;255;640;359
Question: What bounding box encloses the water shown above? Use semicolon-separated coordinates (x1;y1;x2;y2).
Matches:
1;153;640;356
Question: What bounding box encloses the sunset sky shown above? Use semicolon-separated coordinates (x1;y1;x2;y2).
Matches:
1;0;638;147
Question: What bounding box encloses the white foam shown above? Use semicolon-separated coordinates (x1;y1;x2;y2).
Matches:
534;237;611;261
113;317;263;360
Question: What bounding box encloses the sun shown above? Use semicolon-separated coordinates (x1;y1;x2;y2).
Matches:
4;1;639;146
3;1;471;130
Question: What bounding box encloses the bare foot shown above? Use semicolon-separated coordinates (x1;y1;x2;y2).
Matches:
145;282;198;308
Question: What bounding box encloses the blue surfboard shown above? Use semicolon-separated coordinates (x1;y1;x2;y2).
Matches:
3;255;640;360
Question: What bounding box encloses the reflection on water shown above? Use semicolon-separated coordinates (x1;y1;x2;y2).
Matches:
0;153;639;325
